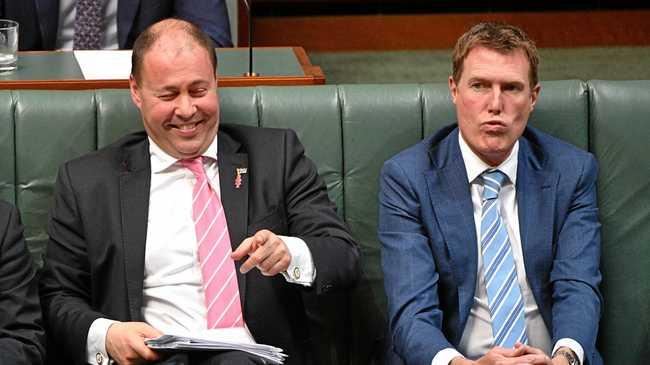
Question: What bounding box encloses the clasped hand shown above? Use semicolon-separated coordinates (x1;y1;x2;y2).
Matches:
453;343;565;365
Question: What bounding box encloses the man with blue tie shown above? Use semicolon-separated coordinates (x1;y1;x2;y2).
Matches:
379;22;602;365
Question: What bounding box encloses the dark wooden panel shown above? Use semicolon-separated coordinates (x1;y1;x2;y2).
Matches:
251;1;650;16
249;10;650;51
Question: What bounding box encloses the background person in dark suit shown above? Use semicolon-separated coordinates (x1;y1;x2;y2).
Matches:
39;19;358;365
0;201;46;365
0;0;232;50
379;22;602;365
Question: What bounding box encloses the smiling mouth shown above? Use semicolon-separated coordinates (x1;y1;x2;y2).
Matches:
171;121;202;130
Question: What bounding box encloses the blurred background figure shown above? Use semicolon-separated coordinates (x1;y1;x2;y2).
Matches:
0;0;232;50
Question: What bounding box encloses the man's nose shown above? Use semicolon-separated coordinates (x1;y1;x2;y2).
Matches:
175;95;196;119
487;87;503;114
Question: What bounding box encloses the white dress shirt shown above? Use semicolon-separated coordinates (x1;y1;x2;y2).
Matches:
431;132;584;365
86;136;315;364
57;0;119;49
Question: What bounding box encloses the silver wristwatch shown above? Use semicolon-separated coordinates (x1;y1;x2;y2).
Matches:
553;348;579;365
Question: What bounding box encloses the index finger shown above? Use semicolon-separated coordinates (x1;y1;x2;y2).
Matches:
514;344;545;356
135;322;164;339
231;236;256;260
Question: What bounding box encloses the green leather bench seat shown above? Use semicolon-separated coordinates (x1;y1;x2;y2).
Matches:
0;81;647;364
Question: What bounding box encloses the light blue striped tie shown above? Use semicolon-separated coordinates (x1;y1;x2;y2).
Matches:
480;170;528;348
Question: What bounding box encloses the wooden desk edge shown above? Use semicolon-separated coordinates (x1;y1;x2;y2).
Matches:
1;47;325;89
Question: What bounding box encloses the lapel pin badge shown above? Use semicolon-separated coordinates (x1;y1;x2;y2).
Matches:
235;167;247;189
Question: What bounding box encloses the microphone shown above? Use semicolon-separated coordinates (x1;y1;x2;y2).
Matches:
242;0;258;77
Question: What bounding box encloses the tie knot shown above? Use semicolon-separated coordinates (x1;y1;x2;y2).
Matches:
481;169;508;200
180;156;206;179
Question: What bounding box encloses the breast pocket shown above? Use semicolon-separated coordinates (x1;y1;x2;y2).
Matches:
247;208;287;235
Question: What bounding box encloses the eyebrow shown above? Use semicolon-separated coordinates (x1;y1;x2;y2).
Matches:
466;77;526;86
153;80;210;93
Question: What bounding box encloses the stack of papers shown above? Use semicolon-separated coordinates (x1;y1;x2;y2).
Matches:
146;334;287;364
73;50;133;80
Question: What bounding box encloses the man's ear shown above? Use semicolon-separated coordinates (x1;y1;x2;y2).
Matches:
129;74;142;109
530;83;541;111
448;76;458;104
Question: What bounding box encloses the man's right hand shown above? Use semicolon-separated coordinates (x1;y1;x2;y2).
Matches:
105;322;163;364
451;345;551;365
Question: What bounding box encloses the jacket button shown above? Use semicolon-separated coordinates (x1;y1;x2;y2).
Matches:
96;353;104;364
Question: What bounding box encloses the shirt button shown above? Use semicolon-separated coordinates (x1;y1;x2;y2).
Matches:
292;267;301;280
96;353;104;364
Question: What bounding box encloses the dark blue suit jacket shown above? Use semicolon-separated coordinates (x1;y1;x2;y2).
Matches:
379;125;603;365
1;0;232;50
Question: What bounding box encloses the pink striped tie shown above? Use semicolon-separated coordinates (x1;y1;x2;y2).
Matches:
181;157;244;329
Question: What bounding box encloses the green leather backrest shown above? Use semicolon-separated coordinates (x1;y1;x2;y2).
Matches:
256;85;344;215
2;81;646;364
96;89;142;148
589;80;650;364
14;91;97;261
0;91;13;204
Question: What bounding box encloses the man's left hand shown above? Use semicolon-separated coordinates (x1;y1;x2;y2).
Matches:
231;229;291;276
511;343;560;365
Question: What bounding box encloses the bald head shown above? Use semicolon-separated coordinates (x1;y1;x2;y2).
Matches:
131;19;217;84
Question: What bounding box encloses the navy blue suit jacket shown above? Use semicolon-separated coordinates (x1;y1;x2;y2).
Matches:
379;125;603;365
1;0;232;50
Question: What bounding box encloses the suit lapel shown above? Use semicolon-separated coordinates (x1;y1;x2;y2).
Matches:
34;0;59;48
516;136;557;314
117;0;140;48
217;132;250;308
424;129;478;338
118;137;151;321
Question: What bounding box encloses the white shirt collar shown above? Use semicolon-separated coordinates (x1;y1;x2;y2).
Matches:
148;136;219;173
458;131;518;186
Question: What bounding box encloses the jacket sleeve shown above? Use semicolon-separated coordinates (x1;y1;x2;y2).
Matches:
39;165;105;365
0;202;46;365
550;154;603;365
282;129;359;294
379;159;453;365
173;0;233;47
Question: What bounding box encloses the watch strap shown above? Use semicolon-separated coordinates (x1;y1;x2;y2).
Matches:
553;348;579;365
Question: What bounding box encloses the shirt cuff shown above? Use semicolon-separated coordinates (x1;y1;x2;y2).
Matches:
432;348;464;365
553;338;584;365
87;318;117;365
279;235;315;286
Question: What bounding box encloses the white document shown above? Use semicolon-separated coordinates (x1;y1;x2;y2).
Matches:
73;50;132;80
145;330;286;364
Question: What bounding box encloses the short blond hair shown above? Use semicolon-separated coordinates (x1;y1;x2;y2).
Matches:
452;22;539;88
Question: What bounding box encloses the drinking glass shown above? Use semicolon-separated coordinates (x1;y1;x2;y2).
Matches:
0;19;18;73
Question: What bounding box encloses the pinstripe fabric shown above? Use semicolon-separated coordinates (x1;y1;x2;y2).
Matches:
182;157;244;329
480;170;527;348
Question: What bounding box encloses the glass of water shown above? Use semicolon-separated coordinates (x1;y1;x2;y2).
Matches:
0;19;18;73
